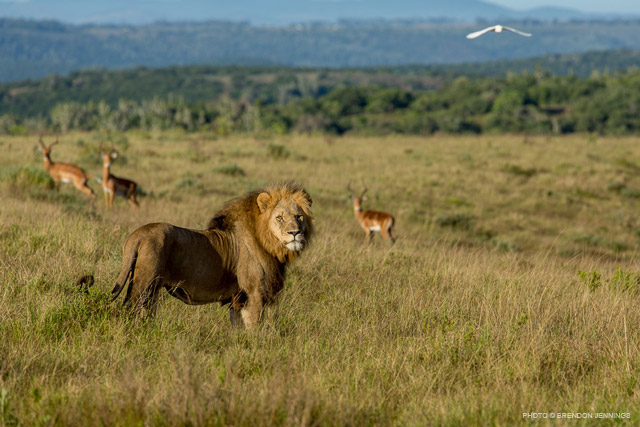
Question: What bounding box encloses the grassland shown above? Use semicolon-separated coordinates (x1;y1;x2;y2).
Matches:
1;132;639;425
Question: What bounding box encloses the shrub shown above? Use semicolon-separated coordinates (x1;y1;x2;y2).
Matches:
606;181;626;193
577;270;602;292
214;164;246;177
435;213;475;230
502;164;537;178
267;144;290;159
0;167;54;191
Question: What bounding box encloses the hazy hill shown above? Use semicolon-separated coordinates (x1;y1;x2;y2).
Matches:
3;18;640;83
0;0;586;25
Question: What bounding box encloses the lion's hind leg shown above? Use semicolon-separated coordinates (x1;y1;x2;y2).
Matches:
126;277;162;318
124;265;163;317
112;235;140;302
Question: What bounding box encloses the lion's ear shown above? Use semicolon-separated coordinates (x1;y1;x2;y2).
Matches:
256;192;272;213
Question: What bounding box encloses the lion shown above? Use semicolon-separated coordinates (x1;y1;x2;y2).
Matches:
110;182;313;328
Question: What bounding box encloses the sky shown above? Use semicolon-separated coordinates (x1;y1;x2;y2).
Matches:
0;0;638;11
0;0;639;14
1;0;640;23
488;0;640;14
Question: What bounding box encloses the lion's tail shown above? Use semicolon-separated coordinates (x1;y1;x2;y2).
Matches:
111;239;138;303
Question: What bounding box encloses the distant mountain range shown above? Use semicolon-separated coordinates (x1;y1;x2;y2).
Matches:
0;0;592;25
3;18;640;83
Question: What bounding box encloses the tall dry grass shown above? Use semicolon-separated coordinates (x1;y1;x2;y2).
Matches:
0;132;639;425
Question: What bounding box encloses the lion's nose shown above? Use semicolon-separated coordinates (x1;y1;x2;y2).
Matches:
288;230;300;237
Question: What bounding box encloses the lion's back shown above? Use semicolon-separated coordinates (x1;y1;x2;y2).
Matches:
125;222;227;284
125;222;173;250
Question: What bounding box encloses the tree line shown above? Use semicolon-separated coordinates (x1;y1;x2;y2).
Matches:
3;68;640;136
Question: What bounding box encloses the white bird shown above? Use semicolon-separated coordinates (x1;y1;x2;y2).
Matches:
465;25;532;39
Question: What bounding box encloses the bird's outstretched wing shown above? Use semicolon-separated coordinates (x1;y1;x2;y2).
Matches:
502;26;532;37
465;26;496;39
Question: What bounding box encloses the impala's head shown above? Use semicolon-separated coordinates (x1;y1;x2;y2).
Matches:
347;181;368;210
38;136;58;159
100;150;118;167
255;183;313;254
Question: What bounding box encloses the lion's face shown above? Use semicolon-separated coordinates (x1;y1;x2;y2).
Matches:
257;190;312;254
268;199;309;251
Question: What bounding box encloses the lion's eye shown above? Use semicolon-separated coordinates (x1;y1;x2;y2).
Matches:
276;216;284;222
297;215;304;222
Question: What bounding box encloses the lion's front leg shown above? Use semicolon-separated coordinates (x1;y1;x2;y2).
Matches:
229;307;243;328
240;291;263;329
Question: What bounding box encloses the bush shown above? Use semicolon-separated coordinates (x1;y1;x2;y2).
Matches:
435;213;475;230
214;164;246;177
0;167;54;191
502;164;538;178
267;144;290;159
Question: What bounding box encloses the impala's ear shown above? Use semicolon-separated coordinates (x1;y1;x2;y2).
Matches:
362;196;368;201
110;151;118;159
256;192;272;213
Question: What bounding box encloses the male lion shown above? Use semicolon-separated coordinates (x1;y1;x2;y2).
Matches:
111;182;313;328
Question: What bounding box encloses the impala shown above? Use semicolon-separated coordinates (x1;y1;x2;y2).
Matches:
39;136;95;198
348;182;396;244
101;149;140;209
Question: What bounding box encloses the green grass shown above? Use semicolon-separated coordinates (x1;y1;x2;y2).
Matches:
1;131;639;425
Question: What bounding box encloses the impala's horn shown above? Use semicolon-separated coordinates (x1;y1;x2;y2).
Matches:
360;180;368;198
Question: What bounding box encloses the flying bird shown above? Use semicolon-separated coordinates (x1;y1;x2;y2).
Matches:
465;25;532;39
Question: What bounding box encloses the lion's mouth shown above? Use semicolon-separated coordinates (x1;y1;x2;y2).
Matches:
285;237;305;251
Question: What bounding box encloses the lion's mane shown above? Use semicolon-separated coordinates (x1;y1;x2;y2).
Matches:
207;181;314;264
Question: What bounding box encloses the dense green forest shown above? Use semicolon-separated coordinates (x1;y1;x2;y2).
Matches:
5;48;640;118
3;18;640;82
3;64;640;136
0;66;445;118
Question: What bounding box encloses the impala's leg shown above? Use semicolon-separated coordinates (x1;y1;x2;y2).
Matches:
77;180;95;198
240;290;263;330
365;230;373;243
128;196;140;209
103;191;109;208
109;191;115;209
380;225;390;241
388;225;396;244
128;185;140;210
381;220;395;244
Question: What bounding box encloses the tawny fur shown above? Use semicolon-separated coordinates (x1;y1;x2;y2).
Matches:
111;182;313;329
352;196;395;243
39;137;95;198
101;151;139;209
